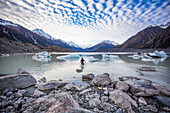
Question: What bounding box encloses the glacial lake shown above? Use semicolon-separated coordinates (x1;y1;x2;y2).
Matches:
0;52;170;90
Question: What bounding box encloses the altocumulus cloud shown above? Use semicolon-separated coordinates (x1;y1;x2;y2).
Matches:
0;0;169;45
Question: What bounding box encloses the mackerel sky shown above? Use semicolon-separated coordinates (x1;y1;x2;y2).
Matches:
0;0;169;46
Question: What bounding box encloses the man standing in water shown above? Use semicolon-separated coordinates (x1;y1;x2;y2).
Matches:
80;57;86;65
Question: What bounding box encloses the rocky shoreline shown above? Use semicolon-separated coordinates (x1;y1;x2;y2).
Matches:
0;71;170;113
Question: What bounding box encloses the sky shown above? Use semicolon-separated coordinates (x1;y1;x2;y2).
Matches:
0;0;170;46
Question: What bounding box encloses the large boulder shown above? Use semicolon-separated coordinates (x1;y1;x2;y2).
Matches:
109;90;138;113
0;74;37;89
35;80;68;91
24;92;93;113
124;77;170;96
82;73;95;80
115;81;129;91
91;73;111;86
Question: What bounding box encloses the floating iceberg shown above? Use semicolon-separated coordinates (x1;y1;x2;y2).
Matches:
32;51;52;62
102;54;119;60
130;50;168;64
153;50;168;58
56;54;80;61
89;57;101;62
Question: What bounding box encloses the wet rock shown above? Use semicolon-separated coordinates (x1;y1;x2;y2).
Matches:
89;96;101;108
154;96;170;107
91;73;111;86
142;105;158;112
17;69;30;74
35;80;67;91
38;77;46;83
115;81;129;91
82;73;95;80
109;90;138;113
33;89;45;97
0;74;37;89
125;77;170;96
138;67;156;72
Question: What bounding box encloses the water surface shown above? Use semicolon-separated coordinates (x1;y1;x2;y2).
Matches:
0;52;170;89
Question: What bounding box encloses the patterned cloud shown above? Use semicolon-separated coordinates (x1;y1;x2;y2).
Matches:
0;0;169;45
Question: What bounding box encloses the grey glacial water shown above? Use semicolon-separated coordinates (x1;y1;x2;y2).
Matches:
0;52;170;90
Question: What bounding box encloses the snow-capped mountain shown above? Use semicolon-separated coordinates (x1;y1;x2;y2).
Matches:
67;41;80;48
85;40;119;51
32;29;55;40
101;40;119;46
0;18;18;26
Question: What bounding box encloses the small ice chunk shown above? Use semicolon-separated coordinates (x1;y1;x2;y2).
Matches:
89;57;100;62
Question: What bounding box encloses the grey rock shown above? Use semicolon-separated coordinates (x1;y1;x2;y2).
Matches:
33;89;45;97
17;69;30;74
109;90;138;113
6;106;14;112
163;107;170;111
154;96;170;107
0;74;37;89
6;91;13;97
89;96;101;108
91;73;111;86
138;97;147;105
2;88;9;94
116;108;124;113
142;105;158;112
125;77;170;96
100;102;113;111
115;81;129;91
80;88;91;95
104;90;109;95
101;96;108;102
38;77;46;83
35;80;67;91
82;73;95;80
18;89;26;95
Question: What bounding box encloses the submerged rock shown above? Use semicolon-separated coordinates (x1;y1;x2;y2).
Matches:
91;73;111;86
115;81;129;91
35;80;67;91
109;90;138;113
138;67;156;72
0;74;37;89
82;73;95;80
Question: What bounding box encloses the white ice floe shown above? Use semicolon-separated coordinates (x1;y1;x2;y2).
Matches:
56;54;80;61
130;50;168;64
102;54;120;61
32;51;52;62
89;57;101;62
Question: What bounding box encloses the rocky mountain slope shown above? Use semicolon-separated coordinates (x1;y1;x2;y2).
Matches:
116;26;163;49
0;37;42;54
141;25;170;49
